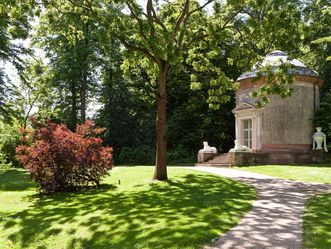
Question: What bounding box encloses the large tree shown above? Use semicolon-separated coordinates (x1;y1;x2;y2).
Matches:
34;0;100;129
105;0;240;180
106;0;306;180
0;0;33;121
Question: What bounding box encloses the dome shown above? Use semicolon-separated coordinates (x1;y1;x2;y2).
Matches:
237;50;319;81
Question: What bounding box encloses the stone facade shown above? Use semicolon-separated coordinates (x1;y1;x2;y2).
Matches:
233;51;323;155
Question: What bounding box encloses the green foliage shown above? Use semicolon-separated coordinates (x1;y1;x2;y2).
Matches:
304;1;331;150
314;92;331;150
114;0;239;108
17;59;60;126
0;0;33;120
0;120;21;168
118;146;155;165
167;64;237;154
34;0;104;128
167;146;195;164
94;40;156;164
304;0;331;64
252;63;295;108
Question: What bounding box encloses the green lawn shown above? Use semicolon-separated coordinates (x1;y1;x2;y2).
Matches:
239;164;331;249
0;166;255;249
239;164;331;184
303;193;331;249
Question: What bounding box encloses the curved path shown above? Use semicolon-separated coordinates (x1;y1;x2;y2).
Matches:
191;166;331;249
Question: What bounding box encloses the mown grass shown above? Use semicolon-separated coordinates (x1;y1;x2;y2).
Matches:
303;193;331;249
0;166;255;249
239;164;331;249
239;164;331;184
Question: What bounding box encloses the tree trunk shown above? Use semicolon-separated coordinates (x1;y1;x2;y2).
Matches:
153;62;170;180
80;23;89;123
80;77;87;122
69;82;78;131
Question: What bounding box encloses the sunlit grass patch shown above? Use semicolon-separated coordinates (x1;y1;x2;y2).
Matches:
303;193;331;249
239;164;331;184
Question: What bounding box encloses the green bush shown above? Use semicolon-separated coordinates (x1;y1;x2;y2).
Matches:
118;145;155;165
167;146;195;164
118;145;195;165
314;91;331;151
0;121;21;168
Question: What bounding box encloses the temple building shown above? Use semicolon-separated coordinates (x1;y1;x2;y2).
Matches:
197;50;327;165
234;50;323;154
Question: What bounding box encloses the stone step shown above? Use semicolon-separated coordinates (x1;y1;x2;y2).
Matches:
206;153;230;164
195;163;230;167
194;152;231;167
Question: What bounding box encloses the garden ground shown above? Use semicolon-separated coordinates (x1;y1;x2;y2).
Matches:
1;165;330;249
239;164;331;249
0;166;255;249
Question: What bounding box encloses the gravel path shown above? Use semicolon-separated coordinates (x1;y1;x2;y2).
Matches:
191;166;331;249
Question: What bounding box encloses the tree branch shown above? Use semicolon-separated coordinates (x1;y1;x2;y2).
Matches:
147;0;168;32
231;25;259;55
188;0;214;17
176;0;215;47
173;0;190;36
184;33;208;50
146;0;156;42
220;8;243;30
114;34;160;66
126;2;149;42
67;0;93;12
125;1;163;57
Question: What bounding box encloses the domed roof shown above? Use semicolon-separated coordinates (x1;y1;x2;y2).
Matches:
237;50;319;81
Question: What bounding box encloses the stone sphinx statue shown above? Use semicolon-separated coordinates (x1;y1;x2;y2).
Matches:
199;141;217;154
229;140;251;152
197;141;217;163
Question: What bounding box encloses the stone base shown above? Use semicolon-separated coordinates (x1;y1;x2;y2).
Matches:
228;152;267;166
197;150;330;166
228;151;329;165
310;150;329;163
197;152;217;163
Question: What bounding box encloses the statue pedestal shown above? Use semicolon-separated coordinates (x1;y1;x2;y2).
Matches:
197;152;217;163
229;152;253;165
310;150;328;163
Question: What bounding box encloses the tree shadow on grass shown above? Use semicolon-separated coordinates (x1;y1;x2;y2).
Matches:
2;173;255;249
0;169;36;191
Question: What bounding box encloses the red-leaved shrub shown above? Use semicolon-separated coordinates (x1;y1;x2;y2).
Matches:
16;119;112;193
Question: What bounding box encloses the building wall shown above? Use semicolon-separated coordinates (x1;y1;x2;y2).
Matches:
235;81;320;152
260;84;315;146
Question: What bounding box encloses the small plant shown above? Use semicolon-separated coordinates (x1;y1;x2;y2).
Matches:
16;119;112;193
